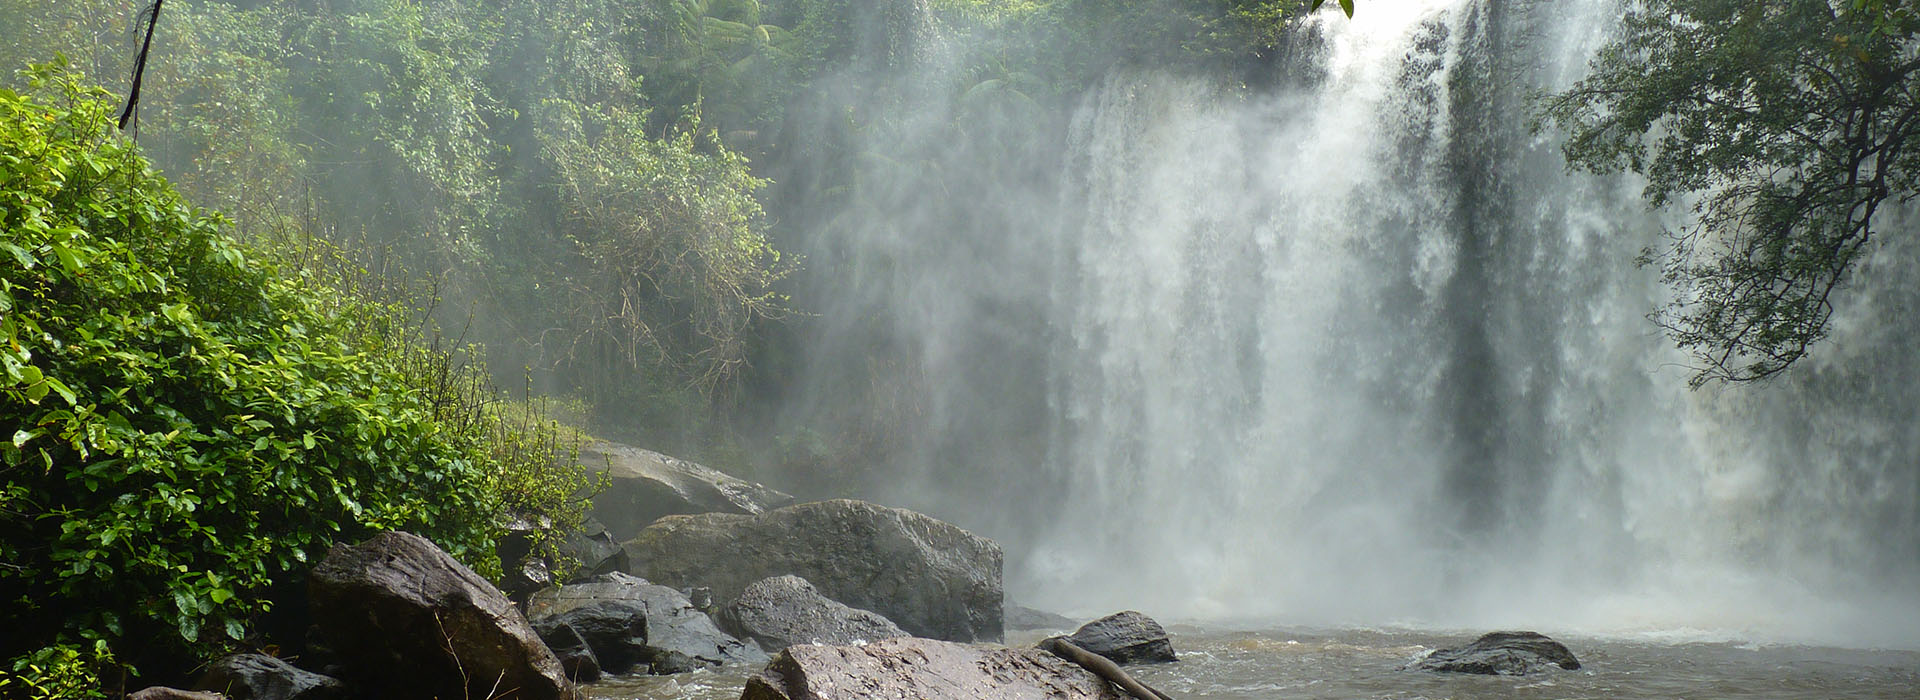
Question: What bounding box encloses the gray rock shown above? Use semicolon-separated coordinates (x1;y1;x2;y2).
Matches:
623;499;1003;642
307;531;576;700
528;573;766;675
129;688;226;700
1407;631;1582;675
741;637;1123;700
194;654;346;700
580;441;793;539
539;621;602;683
1005;604;1077;631
716;575;909;652
559;517;628;582
1064;611;1176;665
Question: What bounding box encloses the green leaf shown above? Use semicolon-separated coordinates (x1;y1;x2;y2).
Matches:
1339;0;1354;17
209;587;233;604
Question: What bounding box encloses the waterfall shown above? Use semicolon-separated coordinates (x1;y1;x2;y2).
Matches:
772;0;1920;648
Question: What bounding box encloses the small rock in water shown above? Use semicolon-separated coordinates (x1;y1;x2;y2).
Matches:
1407;631;1581;675
1065;611;1177;665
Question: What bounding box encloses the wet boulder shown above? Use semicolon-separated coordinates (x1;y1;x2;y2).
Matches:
307;531;575;700
559;516;628;582
716;575;908;651
623;499;1003;642
1407;631;1582;675
528;573;765;675
581;441;793;538
194;654;347;700
740;637;1123;700
1064;611;1176;665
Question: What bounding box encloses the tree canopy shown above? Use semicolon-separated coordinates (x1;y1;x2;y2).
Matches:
1544;0;1920;385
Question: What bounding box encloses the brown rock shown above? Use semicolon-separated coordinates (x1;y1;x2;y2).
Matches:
308;531;575;700
740;637;1123;700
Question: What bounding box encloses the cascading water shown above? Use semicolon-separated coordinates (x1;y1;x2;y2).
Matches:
772;0;1920;649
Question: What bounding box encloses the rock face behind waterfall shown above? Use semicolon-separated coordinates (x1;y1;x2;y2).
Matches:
1065;611;1177;665
307;531;575;700
741;637;1123;700
716;574;909;651
582;441;793;537
623;499;1003;642
1408;631;1582;675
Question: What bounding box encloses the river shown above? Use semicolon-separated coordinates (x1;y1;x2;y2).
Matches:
583;627;1920;699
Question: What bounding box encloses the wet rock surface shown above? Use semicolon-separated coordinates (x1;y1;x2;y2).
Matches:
1065;611;1177;665
307;531;575;700
193;654;347;700
740;636;1123;700
715;575;908;651
1407;631;1582;675
1005;604;1077;631
582;441;793;538
528;573;765;675
623;499;1003;642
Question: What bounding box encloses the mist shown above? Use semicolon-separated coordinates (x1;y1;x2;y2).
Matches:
755;0;1920;649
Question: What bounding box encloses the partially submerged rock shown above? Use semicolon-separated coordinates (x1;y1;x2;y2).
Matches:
624;499;1003;642
307;531;575;700
194;654;347;700
1065;611;1176;665
1407;631;1581;675
528;573;765;675
716;575;908;652
581;441;793;538
741;637;1123;700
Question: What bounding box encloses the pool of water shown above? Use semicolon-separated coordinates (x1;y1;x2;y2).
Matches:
582;626;1920;699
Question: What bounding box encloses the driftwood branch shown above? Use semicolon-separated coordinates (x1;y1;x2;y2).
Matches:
1038;637;1175;700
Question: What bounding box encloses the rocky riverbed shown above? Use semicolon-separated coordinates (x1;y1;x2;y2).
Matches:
580;626;1920;700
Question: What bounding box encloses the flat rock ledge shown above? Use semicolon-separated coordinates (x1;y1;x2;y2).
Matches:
740;637;1123;700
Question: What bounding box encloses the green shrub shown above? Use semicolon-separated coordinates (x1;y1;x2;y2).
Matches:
0;61;594;681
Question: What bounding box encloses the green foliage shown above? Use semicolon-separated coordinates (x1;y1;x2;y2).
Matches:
0;63;571;677
0;642;114;700
1542;0;1920;385
536;99;792;402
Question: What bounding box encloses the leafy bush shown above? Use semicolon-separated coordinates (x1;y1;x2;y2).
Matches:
0;62;589;683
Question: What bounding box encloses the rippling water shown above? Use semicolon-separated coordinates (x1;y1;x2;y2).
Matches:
584;627;1920;700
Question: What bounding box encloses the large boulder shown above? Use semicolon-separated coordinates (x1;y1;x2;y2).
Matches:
528;573;766;675
194;654;347;700
581;441;793;538
1005;604;1076;632
307;531;575;700
716;575;909;652
1407;631;1582;675
741;637;1123;700
623;499;1003;642
1063;611;1176;665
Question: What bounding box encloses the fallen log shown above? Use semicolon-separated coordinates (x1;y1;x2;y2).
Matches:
1039;636;1175;700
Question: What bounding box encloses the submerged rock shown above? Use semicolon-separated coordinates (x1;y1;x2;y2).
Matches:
528;573;765;675
194;654;347;700
1407;631;1581;675
581;441;793;538
623;499;1003;642
307;531;575;700
1005;604;1077;632
716;575;908;651
740;636;1123;700
1064;611;1176;665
